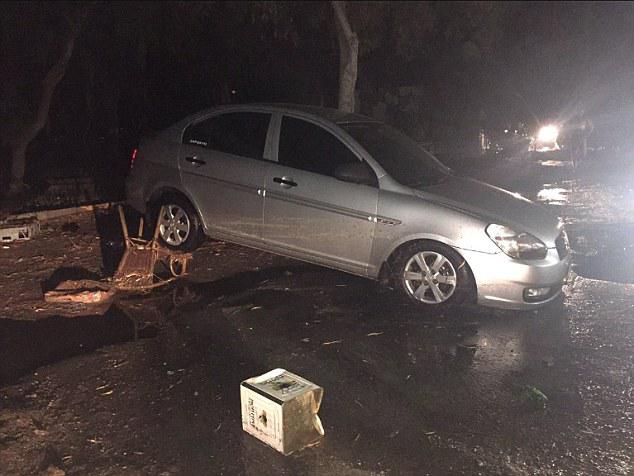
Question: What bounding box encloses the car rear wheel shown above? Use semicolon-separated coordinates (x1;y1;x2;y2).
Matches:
151;195;203;252
391;241;474;308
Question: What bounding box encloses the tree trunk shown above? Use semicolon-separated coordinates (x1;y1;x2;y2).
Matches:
8;7;90;195
332;1;358;113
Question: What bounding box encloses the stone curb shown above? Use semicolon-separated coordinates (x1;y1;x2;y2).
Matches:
7;201;123;222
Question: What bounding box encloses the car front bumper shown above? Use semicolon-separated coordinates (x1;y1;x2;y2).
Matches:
459;247;572;310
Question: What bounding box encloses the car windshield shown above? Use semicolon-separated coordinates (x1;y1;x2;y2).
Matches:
341;122;452;187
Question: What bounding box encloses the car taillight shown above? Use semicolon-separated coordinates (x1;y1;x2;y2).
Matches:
130;148;138;169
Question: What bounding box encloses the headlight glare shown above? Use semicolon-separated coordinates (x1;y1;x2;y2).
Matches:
486;224;547;260
537;124;559;143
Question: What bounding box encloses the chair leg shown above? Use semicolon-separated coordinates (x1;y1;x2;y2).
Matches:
152;206;165;243
118;205;130;246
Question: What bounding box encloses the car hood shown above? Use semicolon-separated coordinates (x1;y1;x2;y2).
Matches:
412;175;561;245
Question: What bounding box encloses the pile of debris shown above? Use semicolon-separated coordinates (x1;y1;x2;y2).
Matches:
44;206;191;309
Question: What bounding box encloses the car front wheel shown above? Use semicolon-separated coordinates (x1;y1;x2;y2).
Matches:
391;241;474;308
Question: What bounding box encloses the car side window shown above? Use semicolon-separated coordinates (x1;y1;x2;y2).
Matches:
278;116;375;182
182;112;271;160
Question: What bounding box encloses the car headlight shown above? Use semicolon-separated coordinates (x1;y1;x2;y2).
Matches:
486;224;547;260
536;124;559;143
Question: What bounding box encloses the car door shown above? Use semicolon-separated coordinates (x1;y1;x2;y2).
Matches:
178;111;273;242
262;115;379;275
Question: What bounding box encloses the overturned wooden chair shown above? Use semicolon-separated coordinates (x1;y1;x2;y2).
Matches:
44;206;193;313
112;205;192;291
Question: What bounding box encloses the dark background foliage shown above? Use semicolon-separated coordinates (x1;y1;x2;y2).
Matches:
1;1;633;192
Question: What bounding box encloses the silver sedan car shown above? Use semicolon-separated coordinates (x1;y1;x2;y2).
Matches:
126;104;571;310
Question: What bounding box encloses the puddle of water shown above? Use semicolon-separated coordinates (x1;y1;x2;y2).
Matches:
0;266;325;385
0;310;150;385
539;159;573;168
0;285;196;385
537;186;570;206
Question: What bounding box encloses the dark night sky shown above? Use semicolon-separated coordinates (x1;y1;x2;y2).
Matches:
495;2;634;126
2;1;634;185
4;1;634;126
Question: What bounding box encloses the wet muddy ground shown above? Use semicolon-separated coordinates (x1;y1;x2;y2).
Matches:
1;155;633;475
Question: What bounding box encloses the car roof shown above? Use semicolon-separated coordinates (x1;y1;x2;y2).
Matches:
252;103;377;125
159;103;381;144
179;103;378;126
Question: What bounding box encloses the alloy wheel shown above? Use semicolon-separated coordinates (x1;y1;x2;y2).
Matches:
159;204;191;246
403;251;457;304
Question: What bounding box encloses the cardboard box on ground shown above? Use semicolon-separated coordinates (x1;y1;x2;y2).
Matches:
240;369;324;455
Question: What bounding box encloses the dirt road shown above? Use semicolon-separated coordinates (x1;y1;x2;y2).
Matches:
1;156;632;475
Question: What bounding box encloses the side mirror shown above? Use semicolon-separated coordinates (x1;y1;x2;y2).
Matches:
334;162;377;187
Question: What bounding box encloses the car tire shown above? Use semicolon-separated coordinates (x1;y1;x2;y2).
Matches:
149;194;203;252
390;241;474;308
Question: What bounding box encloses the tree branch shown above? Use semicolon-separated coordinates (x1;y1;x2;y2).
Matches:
8;3;95;193
332;1;355;40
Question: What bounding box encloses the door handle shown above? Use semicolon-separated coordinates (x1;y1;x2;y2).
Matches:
185;156;206;166
273;177;297;188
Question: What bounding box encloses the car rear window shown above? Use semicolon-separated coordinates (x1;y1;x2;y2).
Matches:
182;112;271;160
